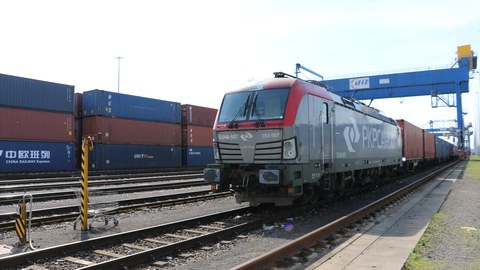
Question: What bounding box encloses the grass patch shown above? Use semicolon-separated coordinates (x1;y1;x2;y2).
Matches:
403;213;448;270
465;156;480;184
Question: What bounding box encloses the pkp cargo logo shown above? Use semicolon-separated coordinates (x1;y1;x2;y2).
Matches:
344;118;360;152
240;132;253;142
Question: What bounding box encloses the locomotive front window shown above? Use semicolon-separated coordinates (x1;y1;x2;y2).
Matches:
218;92;251;123
251;88;289;120
218;88;289;124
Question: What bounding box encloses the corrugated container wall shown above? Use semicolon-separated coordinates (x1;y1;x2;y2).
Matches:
435;137;449;160
182;146;214;166
181;125;214;147
423;130;435;159
83;116;181;146
0;140;75;172
74;93;83;119
0;73;74;113
83;90;181;123
0;107;74;142
181;104;217;127
89;144;181;170
396;119;424;160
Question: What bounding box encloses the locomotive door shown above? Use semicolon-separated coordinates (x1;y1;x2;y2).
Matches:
308;96;331;165
321;102;332;167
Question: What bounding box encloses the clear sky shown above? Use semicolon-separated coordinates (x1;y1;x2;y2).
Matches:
1;0;479;148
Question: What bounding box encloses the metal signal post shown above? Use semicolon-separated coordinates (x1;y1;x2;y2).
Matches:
80;136;94;231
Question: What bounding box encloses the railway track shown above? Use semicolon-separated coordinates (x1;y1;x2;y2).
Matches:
0;163;458;269
0;205;304;269
0;172;203;192
0;168;203;181
0;190;232;231
0;179;208;205
230;161;460;269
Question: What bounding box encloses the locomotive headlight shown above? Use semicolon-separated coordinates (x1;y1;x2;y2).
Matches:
283;138;297;159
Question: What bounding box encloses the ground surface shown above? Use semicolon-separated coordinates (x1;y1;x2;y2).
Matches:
404;156;480;270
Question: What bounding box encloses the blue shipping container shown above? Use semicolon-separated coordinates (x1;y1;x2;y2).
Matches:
83;90;181;123
182;146;214;166
0;141;75;172
0;73;74;113
89;144;181;170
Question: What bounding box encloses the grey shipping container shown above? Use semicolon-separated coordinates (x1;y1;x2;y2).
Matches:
83;89;181;123
0;73;74;113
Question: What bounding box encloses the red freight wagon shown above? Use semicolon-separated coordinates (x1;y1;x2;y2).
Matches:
83;116;181;146
396;119;424;171
0;107;74;142
181;125;214;147
423;130;435;160
181;104;217;127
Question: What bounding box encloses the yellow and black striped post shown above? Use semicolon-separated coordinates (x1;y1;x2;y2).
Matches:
15;201;27;244
80;137;93;231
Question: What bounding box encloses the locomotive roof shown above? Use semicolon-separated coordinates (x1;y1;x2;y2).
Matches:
233;77;332;98
230;76;396;125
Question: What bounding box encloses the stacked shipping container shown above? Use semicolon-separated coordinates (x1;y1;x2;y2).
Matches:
82;90;182;170
0;73;75;172
181;104;217;166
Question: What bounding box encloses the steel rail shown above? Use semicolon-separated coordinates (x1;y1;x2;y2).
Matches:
0;180;208;205
231;161;460;270
0;207;256;268
0;191;232;230
0;173;203;192
0;204;304;269
0;168;203;181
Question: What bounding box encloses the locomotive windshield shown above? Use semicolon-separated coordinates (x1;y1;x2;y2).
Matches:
218;88;290;124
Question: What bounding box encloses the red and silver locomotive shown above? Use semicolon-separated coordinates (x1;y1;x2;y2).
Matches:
204;73;402;206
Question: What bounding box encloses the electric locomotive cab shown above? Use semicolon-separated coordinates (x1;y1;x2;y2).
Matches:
203;77;331;206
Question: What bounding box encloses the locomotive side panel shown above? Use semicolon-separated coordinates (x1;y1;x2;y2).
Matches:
332;104;402;172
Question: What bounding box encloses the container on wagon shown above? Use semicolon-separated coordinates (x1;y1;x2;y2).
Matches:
0;107;74;142
423;130;435;160
435;137;449;161
83;89;181;123
0;73;74;113
83;116;181;146
181;125;214;147
396;119;424;160
182;146;214;167
88;144;181;170
181;104;217;127
0;140;75;172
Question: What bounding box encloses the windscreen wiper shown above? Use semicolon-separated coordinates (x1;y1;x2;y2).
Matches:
252;93;265;127
228;94;250;128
